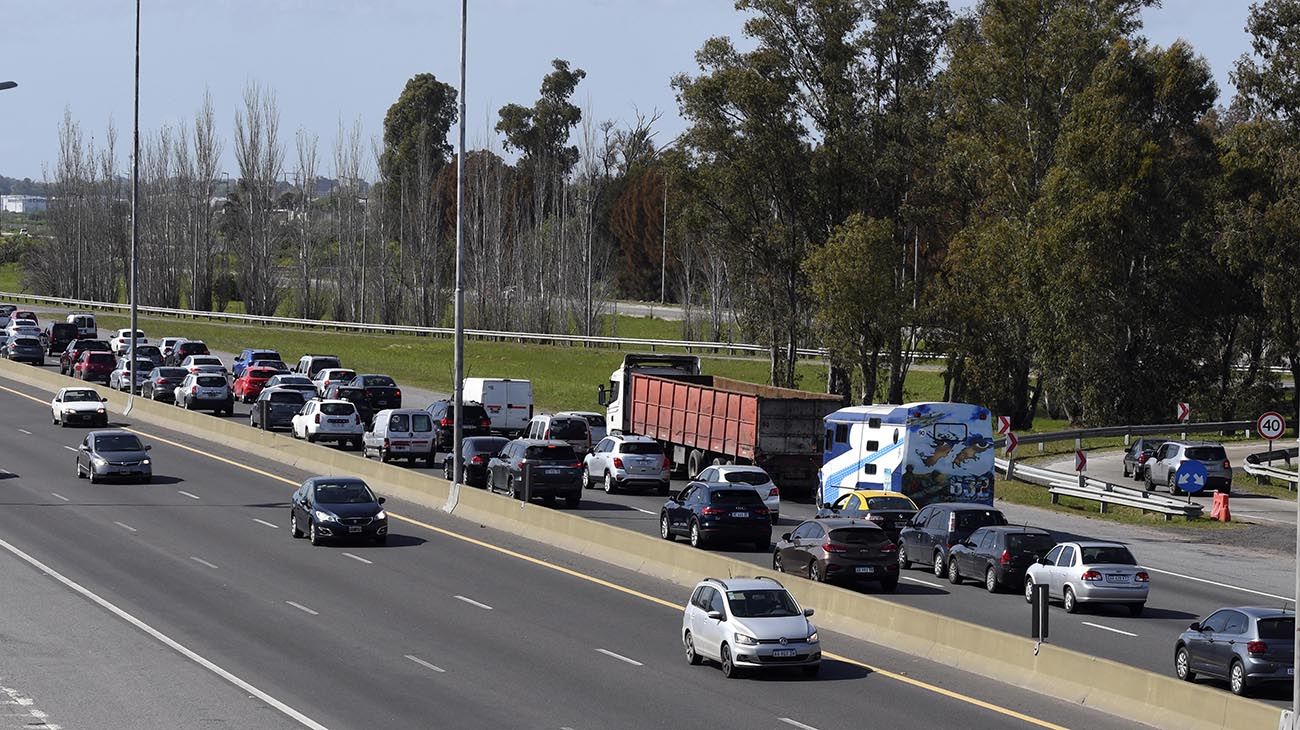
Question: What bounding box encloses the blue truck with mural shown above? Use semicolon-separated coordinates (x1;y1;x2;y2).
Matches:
817;402;996;508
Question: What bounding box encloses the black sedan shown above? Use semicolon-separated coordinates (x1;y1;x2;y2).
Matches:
348;374;401;424
75;430;153;484
1122;438;1160;481
486;439;583;508
444;435;509;487
250;388;308;431
289;476;388;546
659;481;771;551
945;526;1056;592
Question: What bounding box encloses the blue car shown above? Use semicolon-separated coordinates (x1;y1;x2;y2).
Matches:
660;482;772;551
233;347;282;378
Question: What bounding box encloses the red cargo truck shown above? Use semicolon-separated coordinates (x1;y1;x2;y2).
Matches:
597;354;842;495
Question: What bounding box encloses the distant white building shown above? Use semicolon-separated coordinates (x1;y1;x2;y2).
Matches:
1;195;47;214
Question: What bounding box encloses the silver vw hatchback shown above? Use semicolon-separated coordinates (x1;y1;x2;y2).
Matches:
681;576;820;678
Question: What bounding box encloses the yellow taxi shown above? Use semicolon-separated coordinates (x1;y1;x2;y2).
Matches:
816;489;918;540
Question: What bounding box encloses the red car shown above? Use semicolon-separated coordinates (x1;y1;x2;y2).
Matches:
233;366;278;403
74;351;115;383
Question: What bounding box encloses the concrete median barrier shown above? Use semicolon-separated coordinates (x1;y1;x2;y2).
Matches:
0;359;1280;730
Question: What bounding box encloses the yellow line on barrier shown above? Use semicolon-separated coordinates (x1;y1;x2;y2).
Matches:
1;381;1068;729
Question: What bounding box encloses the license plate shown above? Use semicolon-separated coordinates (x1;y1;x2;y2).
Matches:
348;526;362;533
328;418;347;424
855;566;875;574
732;511;749;518
545;468;561;475
1105;575;1129;583
895;521;907;528
772;649;796;658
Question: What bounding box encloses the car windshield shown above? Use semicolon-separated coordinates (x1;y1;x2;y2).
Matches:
62;390;100;402
96;435;143;451
725;589;801;618
313;482;375;504
525;444;577;461
829;527;888;546
196;376;226;387
268;391;306;404
620;442;663;455
549;419;588;439
955;510;1006;530
1007;533;1056;553
157;368;186;379
192;357;221;366
1186;446;1227;461
723;471;772;485
1258;617;1295;640
864;496;914;511
320;402;355;416
365;376;396;387
1079;546;1137;565
709;489;763;506
466;437;508;454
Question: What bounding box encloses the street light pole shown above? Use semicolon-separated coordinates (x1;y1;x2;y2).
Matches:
452;0;467;487
127;0;140;411
660;170;668;304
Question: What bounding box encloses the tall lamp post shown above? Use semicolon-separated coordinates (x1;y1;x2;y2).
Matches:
127;0;141;413
451;0;467;487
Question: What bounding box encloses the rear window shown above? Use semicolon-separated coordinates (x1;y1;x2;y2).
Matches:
87;353;113;364
1258;618;1295;640
708;489;763;506
829;527;888;546
157;368;187;379
269;391;306;404
578;414;606;427
1186;446;1227;461
865;496;914;511
181;342;208;353
548;418;589;439
955;510;1007;530
620;442;663;455
1079;546;1136;565
1006;533;1056;554
193;357;222;366
251;351;279;361
320;402;356;416
388;414;410;431
466;437;508;454
311;357;341;370
525;444;577;461
411;413;433;432
196;376;226;387
247;369;276;379
723;470;772;486
12;337;39;347
365;376;396;387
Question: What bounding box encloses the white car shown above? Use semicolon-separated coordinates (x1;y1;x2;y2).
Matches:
583;434;671;494
50;387;109;427
6;321;40;338
109;356;155;392
682;576;820;678
1023;541;1150;616
108;328;148;355
312;367;357;396
695;464;781;523
291;399;364;447
180;355;225;375
559;410;607;442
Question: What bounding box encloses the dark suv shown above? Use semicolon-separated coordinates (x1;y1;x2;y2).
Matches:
486;439;583;508
426;399;492;453
166;340;210;366
944;525;1056;593
897;502;1008;579
60;339;110;376
45;322;79;356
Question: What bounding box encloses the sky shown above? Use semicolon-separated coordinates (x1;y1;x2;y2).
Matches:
0;1;1260;181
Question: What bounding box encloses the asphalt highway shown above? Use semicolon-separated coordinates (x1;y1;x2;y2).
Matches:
0;376;1138;730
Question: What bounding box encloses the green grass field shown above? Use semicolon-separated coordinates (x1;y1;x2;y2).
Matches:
0;263;20;291
994;477;1236;530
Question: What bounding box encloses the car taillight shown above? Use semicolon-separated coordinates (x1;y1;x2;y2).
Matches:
1137;454;1148;464
700;506;725;516
518;458;528;465
1081;570;1103;582
1247;641;1267;655
822;542;848;553
613;457;624;469
440;418;453;427
383;438;390;449
155;378;165;384
999;550;1011;566
480;418;491;427
314;414;320;424
191;385;198;394
662;455;672;470
394;389;401;398
1222;460;1231;470
571;462;583;469
471;455;484;465
880;542;897;553
768;486;779;497
1134;571;1149;582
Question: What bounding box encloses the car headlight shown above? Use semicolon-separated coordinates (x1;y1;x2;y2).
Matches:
807;630;819;643
63;408;75;415
91;457;107;467
313;510;336;522
141;458;151;466
734;633;758;646
374;510;387;520
96;408;105;413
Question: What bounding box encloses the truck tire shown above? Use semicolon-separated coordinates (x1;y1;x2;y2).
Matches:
688;450;704;479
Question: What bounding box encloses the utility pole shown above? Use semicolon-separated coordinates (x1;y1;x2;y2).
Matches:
451;0;467;486
660;170;668;303
127;0;140;412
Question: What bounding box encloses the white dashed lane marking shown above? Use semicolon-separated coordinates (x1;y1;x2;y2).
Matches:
454;595;493;610
177;490;201;500
285;601;318;616
595;648;643;667
16;429;30;435
903;576;942;589
404;655;446;673
113;521;137;533
341;552;372;565
49;493;69;502
779;719;819;730
1081;621;1138;637
252;518;279;529
190;556;219;570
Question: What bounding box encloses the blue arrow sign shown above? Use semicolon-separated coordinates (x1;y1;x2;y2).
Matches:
1175;460;1209;495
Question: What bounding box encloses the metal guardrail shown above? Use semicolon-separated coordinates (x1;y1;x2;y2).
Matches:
2;290;942;360
995;458;1204;520
993;420;1254;450
1243;446;1299;485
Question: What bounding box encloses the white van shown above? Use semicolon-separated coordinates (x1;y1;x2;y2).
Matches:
462;378;533;436
363;408;435;466
67;313;97;338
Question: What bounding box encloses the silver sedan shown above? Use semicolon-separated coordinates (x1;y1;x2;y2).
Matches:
1023;541;1149;616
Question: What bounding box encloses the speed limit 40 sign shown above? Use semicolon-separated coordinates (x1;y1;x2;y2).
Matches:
1257;412;1286;441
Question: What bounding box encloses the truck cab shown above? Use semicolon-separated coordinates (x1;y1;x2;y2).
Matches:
598;354;702;436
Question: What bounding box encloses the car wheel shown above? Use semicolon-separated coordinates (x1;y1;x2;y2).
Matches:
1122;463;1130;478
1023;577;1035;603
604;471;617;494
59;419;67;429
1063;586;1078;614
290;512;304;538
1168;473;1179;495
1144;469;1154;491
657;482;670;496
985;567;999;593
306;432;317;444
933;551;946;578
773;550;784;572
1128;602;1145;617
689;520;704;548
720;644;739;679
809;560;824;582
76;461;85;479
379;448;391;464
88;469;98;484
684;631;703;666
947;559;961;585
898;545;911;570
309;521;321;546
660;513;674;541
506;477;518;500
878;577;898;592
1229;659;1249;696
1174;645;1196;681
443;460;452;481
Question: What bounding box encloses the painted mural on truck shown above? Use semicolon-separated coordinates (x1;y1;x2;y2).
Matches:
817;402;996;508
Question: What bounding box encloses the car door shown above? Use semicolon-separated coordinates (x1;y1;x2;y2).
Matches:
797;522;826;575
590;438;613;478
959;529;988;576
1210;610;1249;676
668;486;698;533
1031;545;1062;592
1050;545;1076;598
903;506;931;559
77;435;91;472
693;587;725;658
1188;610;1232;675
923;507;949;563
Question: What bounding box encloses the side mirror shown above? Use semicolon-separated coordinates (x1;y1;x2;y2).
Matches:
101;396;109;402
802;608;815;617
781;533;791;541
378;497;386;505
1189;622;1202;632
596;385;607;407
706;611;724;621
144;445;152;451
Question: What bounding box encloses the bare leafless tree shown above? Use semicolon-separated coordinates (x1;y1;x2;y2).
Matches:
232;81;285;315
